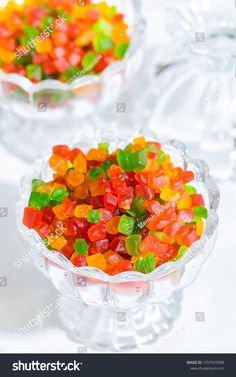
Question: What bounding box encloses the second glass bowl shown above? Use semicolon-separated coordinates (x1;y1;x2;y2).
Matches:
0;0;145;160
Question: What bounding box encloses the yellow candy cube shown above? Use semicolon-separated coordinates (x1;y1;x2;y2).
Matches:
196;220;204;236
133;136;146;147
177;192;192;210
74;204;92;218
160;187;180;203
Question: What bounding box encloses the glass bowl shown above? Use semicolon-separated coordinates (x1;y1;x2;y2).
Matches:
161;0;236;179
16;129;220;351
165;0;236;72
130;52;236;180
0;0;145;160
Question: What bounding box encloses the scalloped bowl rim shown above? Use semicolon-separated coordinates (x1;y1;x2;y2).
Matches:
17;138;220;283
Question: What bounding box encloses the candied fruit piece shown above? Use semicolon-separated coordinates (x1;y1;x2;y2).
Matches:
105;260;133;275
90;239;109;254
74;204;92;218
125;234;142;256
48;235;67;251
74;238;89;255
118;215;135;235
105;216;120;234
23;207;43;229
70;253;87;267
88;222;106;241
104;250;123;265
86;253;107;270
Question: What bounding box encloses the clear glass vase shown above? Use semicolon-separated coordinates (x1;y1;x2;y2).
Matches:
159;0;236;179
16;129;220;351
0;0;145;160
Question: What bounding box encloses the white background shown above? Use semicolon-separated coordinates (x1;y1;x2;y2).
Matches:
0;0;236;353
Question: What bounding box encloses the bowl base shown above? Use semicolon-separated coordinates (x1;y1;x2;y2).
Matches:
59;291;182;352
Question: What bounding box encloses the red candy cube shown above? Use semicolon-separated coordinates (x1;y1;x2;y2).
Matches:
105;260;133;276
103;192;117;212
88;223;106;242
191;194;205;206
90;239;109;254
23;207;43;229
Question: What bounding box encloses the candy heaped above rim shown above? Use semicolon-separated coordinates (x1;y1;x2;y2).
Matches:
0;1;145;117
17;135;220;283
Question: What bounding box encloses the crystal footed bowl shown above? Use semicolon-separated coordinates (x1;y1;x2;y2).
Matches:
17;129;220;351
0;0;145;160
132;52;236;180
165;0;236;72
161;0;236;180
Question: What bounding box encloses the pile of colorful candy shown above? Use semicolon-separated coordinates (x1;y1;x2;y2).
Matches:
22;137;208;275
0;0;130;82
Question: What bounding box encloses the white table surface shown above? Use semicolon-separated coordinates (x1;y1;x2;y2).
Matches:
0;1;236;354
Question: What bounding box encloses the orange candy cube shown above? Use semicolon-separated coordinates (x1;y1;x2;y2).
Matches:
72;5;88;20
111;22;129;44
52;204;69;220
67;169;85;187
49;154;68;176
73;182;89;200
73;152;87;173
89;180;105;197
48;235;67;251
86;253;107;271
86;148;107;162
0;47;14;63
35;38;53;54
105;216;120;234
75;29;94;47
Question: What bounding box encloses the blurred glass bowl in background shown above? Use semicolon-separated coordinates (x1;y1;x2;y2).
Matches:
0;0;145;160
158;0;236;179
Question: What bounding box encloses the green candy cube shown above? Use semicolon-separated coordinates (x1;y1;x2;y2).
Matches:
50;188;69;203
74;239;89;256
26;65;42;81
92;18;111;37
28;191;51;210
115;43;129;59
130;196;147;218
134;253;156;274
125;234;142;256
31;179;45;192
183;184;196;195
93;35;113;53
118;215;135;235
87;209;101;224
193;206;208;220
